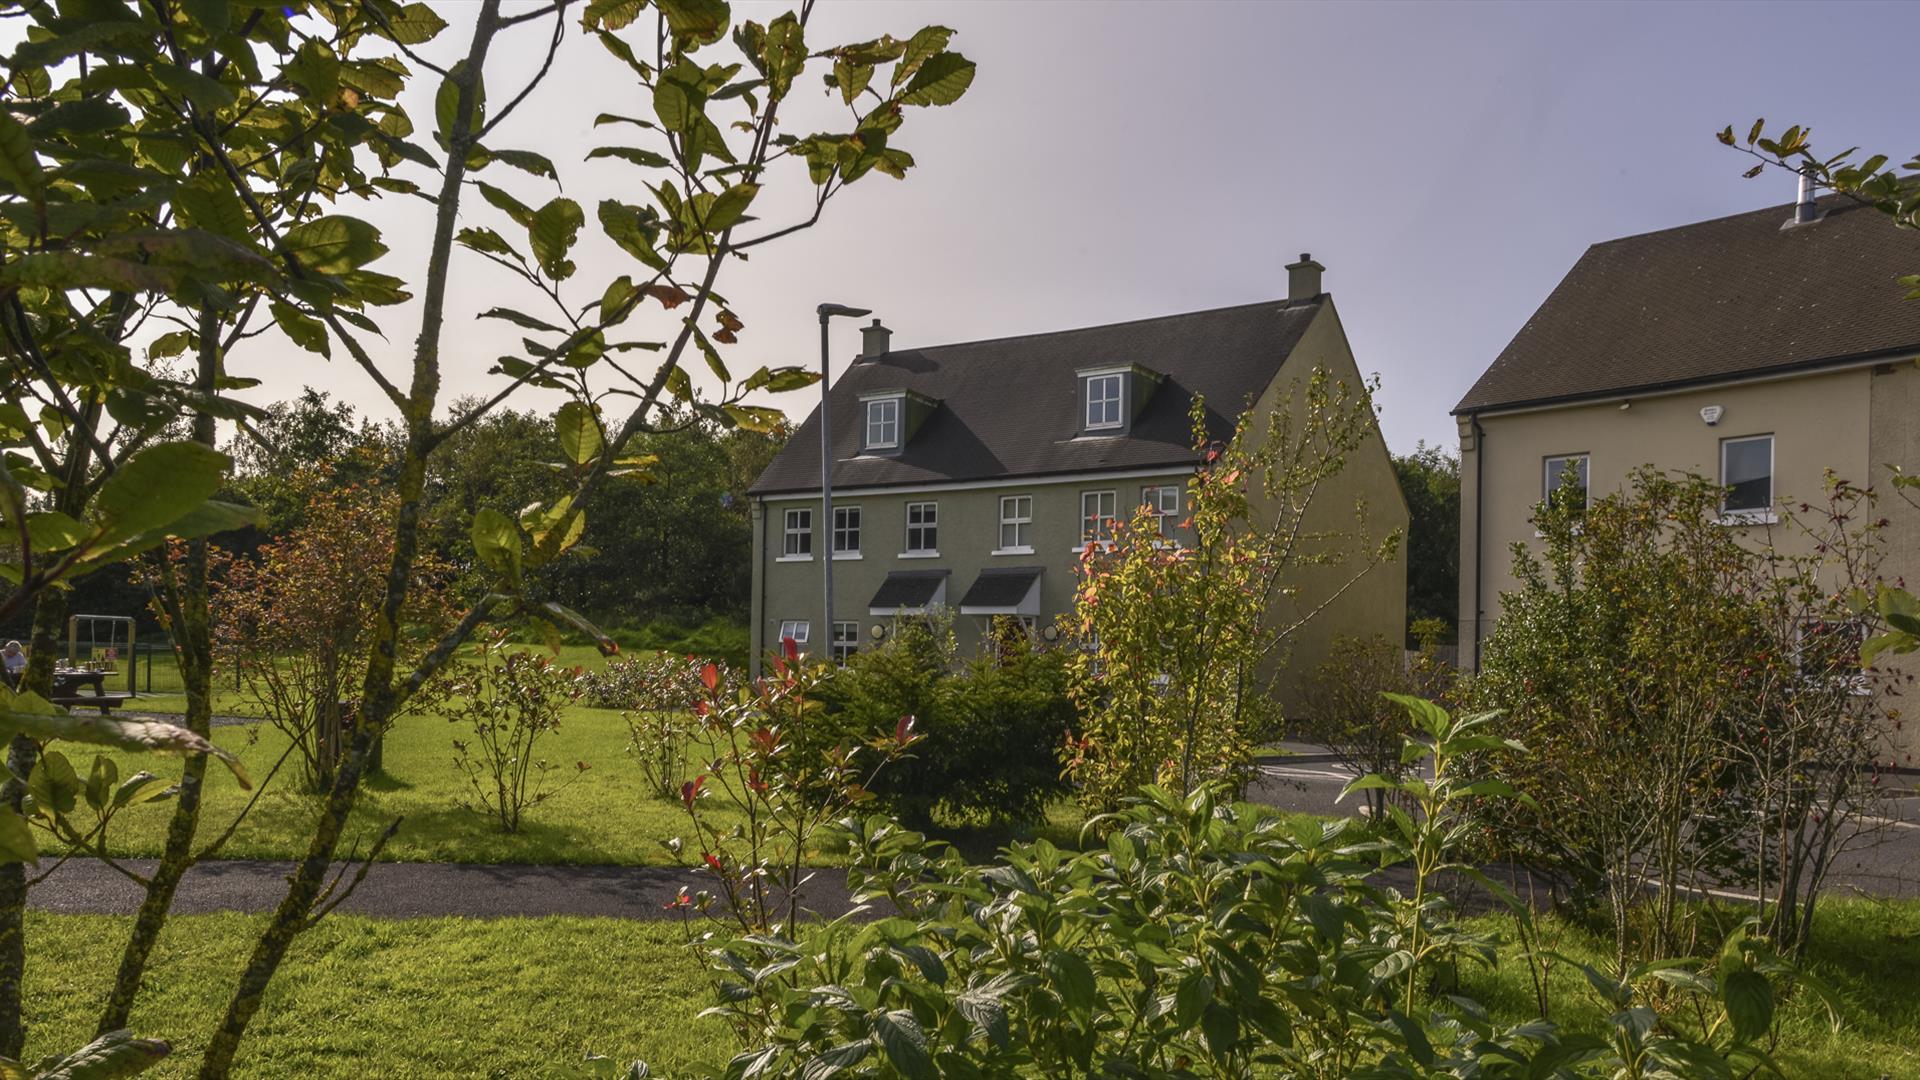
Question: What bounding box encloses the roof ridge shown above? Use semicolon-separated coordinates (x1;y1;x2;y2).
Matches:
1586;191;1867;250
879;295;1321;358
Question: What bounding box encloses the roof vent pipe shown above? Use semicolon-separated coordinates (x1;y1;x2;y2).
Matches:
859;318;892;360
1792;167;1822;226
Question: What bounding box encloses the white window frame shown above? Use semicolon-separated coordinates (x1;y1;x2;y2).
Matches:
1719;434;1775;521
781;507;812;559
1142;484;1181;537
777;619;810;646
865;397;900;451
1541;453;1590;506
1792;617;1872;696
997;494;1033;553
1085;372;1124;431
903;501;938;555
831;621;859;663
832;505;861;558
1080;489;1118;545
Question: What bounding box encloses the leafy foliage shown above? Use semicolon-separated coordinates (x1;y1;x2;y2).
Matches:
1294;634;1452;818
1393;443;1460;645
438;639;589;834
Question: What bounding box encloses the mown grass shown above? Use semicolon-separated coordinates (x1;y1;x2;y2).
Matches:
43;698;1227;866
22;900;1920;1078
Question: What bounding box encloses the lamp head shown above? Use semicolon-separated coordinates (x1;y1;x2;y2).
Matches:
817;303;872;320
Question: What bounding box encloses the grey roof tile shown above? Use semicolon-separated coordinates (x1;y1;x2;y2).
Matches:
1455;194;1920;415
750;298;1322;494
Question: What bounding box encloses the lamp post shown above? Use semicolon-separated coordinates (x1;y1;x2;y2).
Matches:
816;303;870;661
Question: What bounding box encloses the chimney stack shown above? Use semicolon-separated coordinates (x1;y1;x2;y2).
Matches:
859;318;892;361
1286;253;1325;303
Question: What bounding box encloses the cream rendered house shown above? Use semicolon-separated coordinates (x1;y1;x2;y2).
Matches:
748;257;1407;706
1454;191;1920;764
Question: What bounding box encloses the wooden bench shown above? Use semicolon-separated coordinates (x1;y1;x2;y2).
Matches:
51;670;132;714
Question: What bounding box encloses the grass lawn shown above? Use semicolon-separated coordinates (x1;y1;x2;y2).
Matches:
49;699;1262;866
21;900;1920;1078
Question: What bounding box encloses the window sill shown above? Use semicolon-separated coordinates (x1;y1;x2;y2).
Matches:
1716;511;1778;527
832;552;862;561
776;554;814;563
1071;542;1115;554
898;550;941;559
991;547;1035;556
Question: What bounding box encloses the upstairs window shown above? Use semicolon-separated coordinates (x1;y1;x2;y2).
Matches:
1142;485;1181;536
1721;434;1774;516
782;508;812;558
1542;454;1589;508
1085;372;1124;431
1081;490;1118;543
998;495;1033;551
905;502;938;553
833;506;861;555
864;397;900;451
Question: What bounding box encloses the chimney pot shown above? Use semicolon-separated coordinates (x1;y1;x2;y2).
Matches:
859;318;892;361
1285;253;1326;304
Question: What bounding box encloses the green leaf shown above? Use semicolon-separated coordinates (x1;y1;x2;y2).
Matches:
174;181;253;242
282;216;385;275
658;0;731;47
760;14;805;99
492;149;559;182
1723;969;1774;1043
703;182;758;233
384;2;449;45
112;772;172;810
471;507;522;582
84;754;118;814
869;1011;933;1080
530;198;586;281
480;307;563;334
435;61;487;142
95;442;231;545
1046;951;1096;1013
29;751;80;818
893;26;954;89
0;806;33;865
150;64;237;113
555;402;602;466
585;146;672;169
271;302;331;358
0;702;249;788
24;511;89;553
899;51;975;107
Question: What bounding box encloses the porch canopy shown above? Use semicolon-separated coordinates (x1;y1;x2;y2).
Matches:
957;567;1042;617
868;570;949;616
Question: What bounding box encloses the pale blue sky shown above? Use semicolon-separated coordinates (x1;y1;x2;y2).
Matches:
12;1;1918;452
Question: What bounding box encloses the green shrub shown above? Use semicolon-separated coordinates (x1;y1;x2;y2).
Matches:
809;618;1073;827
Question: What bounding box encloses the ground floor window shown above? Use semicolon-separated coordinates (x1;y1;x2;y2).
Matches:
831;621;859;663
777;619;810;649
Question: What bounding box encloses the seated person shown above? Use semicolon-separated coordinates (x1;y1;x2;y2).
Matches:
2;641;25;689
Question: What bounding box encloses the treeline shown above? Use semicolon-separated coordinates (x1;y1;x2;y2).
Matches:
38;389;784;647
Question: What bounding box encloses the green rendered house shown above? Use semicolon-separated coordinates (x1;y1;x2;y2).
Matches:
747;256;1408;700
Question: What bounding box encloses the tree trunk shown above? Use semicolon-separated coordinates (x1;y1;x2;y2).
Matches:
98;306;222;1033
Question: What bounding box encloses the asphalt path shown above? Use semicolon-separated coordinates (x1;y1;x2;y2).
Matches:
26;755;1919;919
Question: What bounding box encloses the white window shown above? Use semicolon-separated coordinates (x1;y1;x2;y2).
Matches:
782;508;812;558
1721;435;1773;516
833;506;861;555
1085;373;1124;431
1542;454;1589;506
865;397;900;451
831;621;859;663
905;502;938;553
998;495;1033;551
1142;485;1181;536
777;619;810;646
1081;489;1117;543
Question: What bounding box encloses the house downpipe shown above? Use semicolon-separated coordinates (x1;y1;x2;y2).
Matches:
1470;413;1486;671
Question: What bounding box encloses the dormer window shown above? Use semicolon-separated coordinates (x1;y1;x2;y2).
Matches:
1085;373;1124;430
865;397;900;450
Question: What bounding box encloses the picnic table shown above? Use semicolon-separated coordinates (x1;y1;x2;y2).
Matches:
52;668;131;713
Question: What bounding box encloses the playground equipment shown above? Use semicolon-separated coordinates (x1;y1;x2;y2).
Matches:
56;614;138;712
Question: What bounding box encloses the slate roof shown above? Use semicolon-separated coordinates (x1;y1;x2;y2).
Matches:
750;298;1324;494
957;567;1043;610
868;570;948;611
1454;194;1920;415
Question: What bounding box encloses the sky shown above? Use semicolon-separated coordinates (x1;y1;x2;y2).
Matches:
15;1;1920;453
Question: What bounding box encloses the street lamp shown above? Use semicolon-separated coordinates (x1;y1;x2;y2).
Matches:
816;303;870;661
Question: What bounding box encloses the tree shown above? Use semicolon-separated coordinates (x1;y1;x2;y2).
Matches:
1392;442;1459;645
1066;379;1402;810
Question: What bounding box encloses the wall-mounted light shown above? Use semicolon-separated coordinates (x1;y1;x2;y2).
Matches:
1701;405;1725;426
869;623;887;641
1041;625;1059;642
